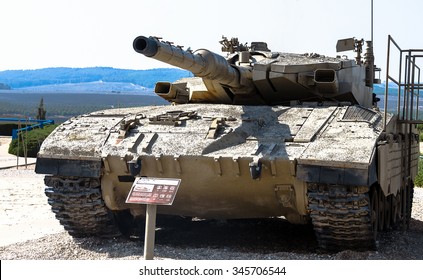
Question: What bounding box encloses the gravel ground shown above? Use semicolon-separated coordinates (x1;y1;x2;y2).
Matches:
0;167;423;260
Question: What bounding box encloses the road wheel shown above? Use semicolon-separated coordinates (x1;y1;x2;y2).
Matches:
377;188;385;232
370;187;379;241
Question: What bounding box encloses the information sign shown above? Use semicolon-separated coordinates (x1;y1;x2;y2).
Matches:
126;177;181;205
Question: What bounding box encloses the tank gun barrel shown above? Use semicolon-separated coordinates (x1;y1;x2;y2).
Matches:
133;36;246;88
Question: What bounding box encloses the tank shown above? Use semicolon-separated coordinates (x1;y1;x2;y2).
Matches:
35;35;419;250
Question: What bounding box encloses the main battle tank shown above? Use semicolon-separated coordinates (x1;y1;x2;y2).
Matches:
35;35;419;250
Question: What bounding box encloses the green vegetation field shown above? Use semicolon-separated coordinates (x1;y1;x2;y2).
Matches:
0;92;168;122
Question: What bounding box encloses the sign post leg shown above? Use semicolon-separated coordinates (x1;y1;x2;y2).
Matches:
143;204;157;260
126;177;181;259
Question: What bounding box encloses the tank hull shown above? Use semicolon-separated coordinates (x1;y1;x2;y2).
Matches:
37;103;417;225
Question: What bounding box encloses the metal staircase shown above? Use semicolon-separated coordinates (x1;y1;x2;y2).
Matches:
384;35;423;228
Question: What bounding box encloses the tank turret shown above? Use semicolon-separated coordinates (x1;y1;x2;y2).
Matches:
134;35;379;107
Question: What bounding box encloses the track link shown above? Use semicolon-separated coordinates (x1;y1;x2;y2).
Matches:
44;176;120;237
307;183;376;250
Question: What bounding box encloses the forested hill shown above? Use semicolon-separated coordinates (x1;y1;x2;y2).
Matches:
0;67;192;89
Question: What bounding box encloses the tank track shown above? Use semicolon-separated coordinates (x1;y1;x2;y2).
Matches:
307;183;376;250
44;176;120;237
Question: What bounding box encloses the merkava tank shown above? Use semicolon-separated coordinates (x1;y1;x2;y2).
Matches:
35;35;419;250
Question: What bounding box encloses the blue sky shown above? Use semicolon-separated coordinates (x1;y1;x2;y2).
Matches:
1;0;422;77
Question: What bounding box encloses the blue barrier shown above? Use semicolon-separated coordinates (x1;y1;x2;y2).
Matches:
0;118;55;140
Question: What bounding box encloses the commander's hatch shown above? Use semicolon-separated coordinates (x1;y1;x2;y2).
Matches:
384;35;423;126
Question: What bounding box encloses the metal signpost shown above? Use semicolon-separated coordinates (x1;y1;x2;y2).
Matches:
126;177;181;260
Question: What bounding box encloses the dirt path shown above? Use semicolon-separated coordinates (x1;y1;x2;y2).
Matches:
0;136;36;168
0;137;63;246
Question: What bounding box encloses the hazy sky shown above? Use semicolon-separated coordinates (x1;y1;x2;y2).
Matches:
1;0;422;76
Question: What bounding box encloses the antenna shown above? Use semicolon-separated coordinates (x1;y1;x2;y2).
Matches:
371;0;374;43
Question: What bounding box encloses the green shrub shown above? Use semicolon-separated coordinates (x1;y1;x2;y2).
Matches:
417;124;423;142
415;158;423;187
8;124;58;157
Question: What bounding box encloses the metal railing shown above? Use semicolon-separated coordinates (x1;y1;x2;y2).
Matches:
384;35;423;128
0;118;55;140
384;35;422;198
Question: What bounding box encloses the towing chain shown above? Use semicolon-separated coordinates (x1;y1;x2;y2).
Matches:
44;176;120;237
